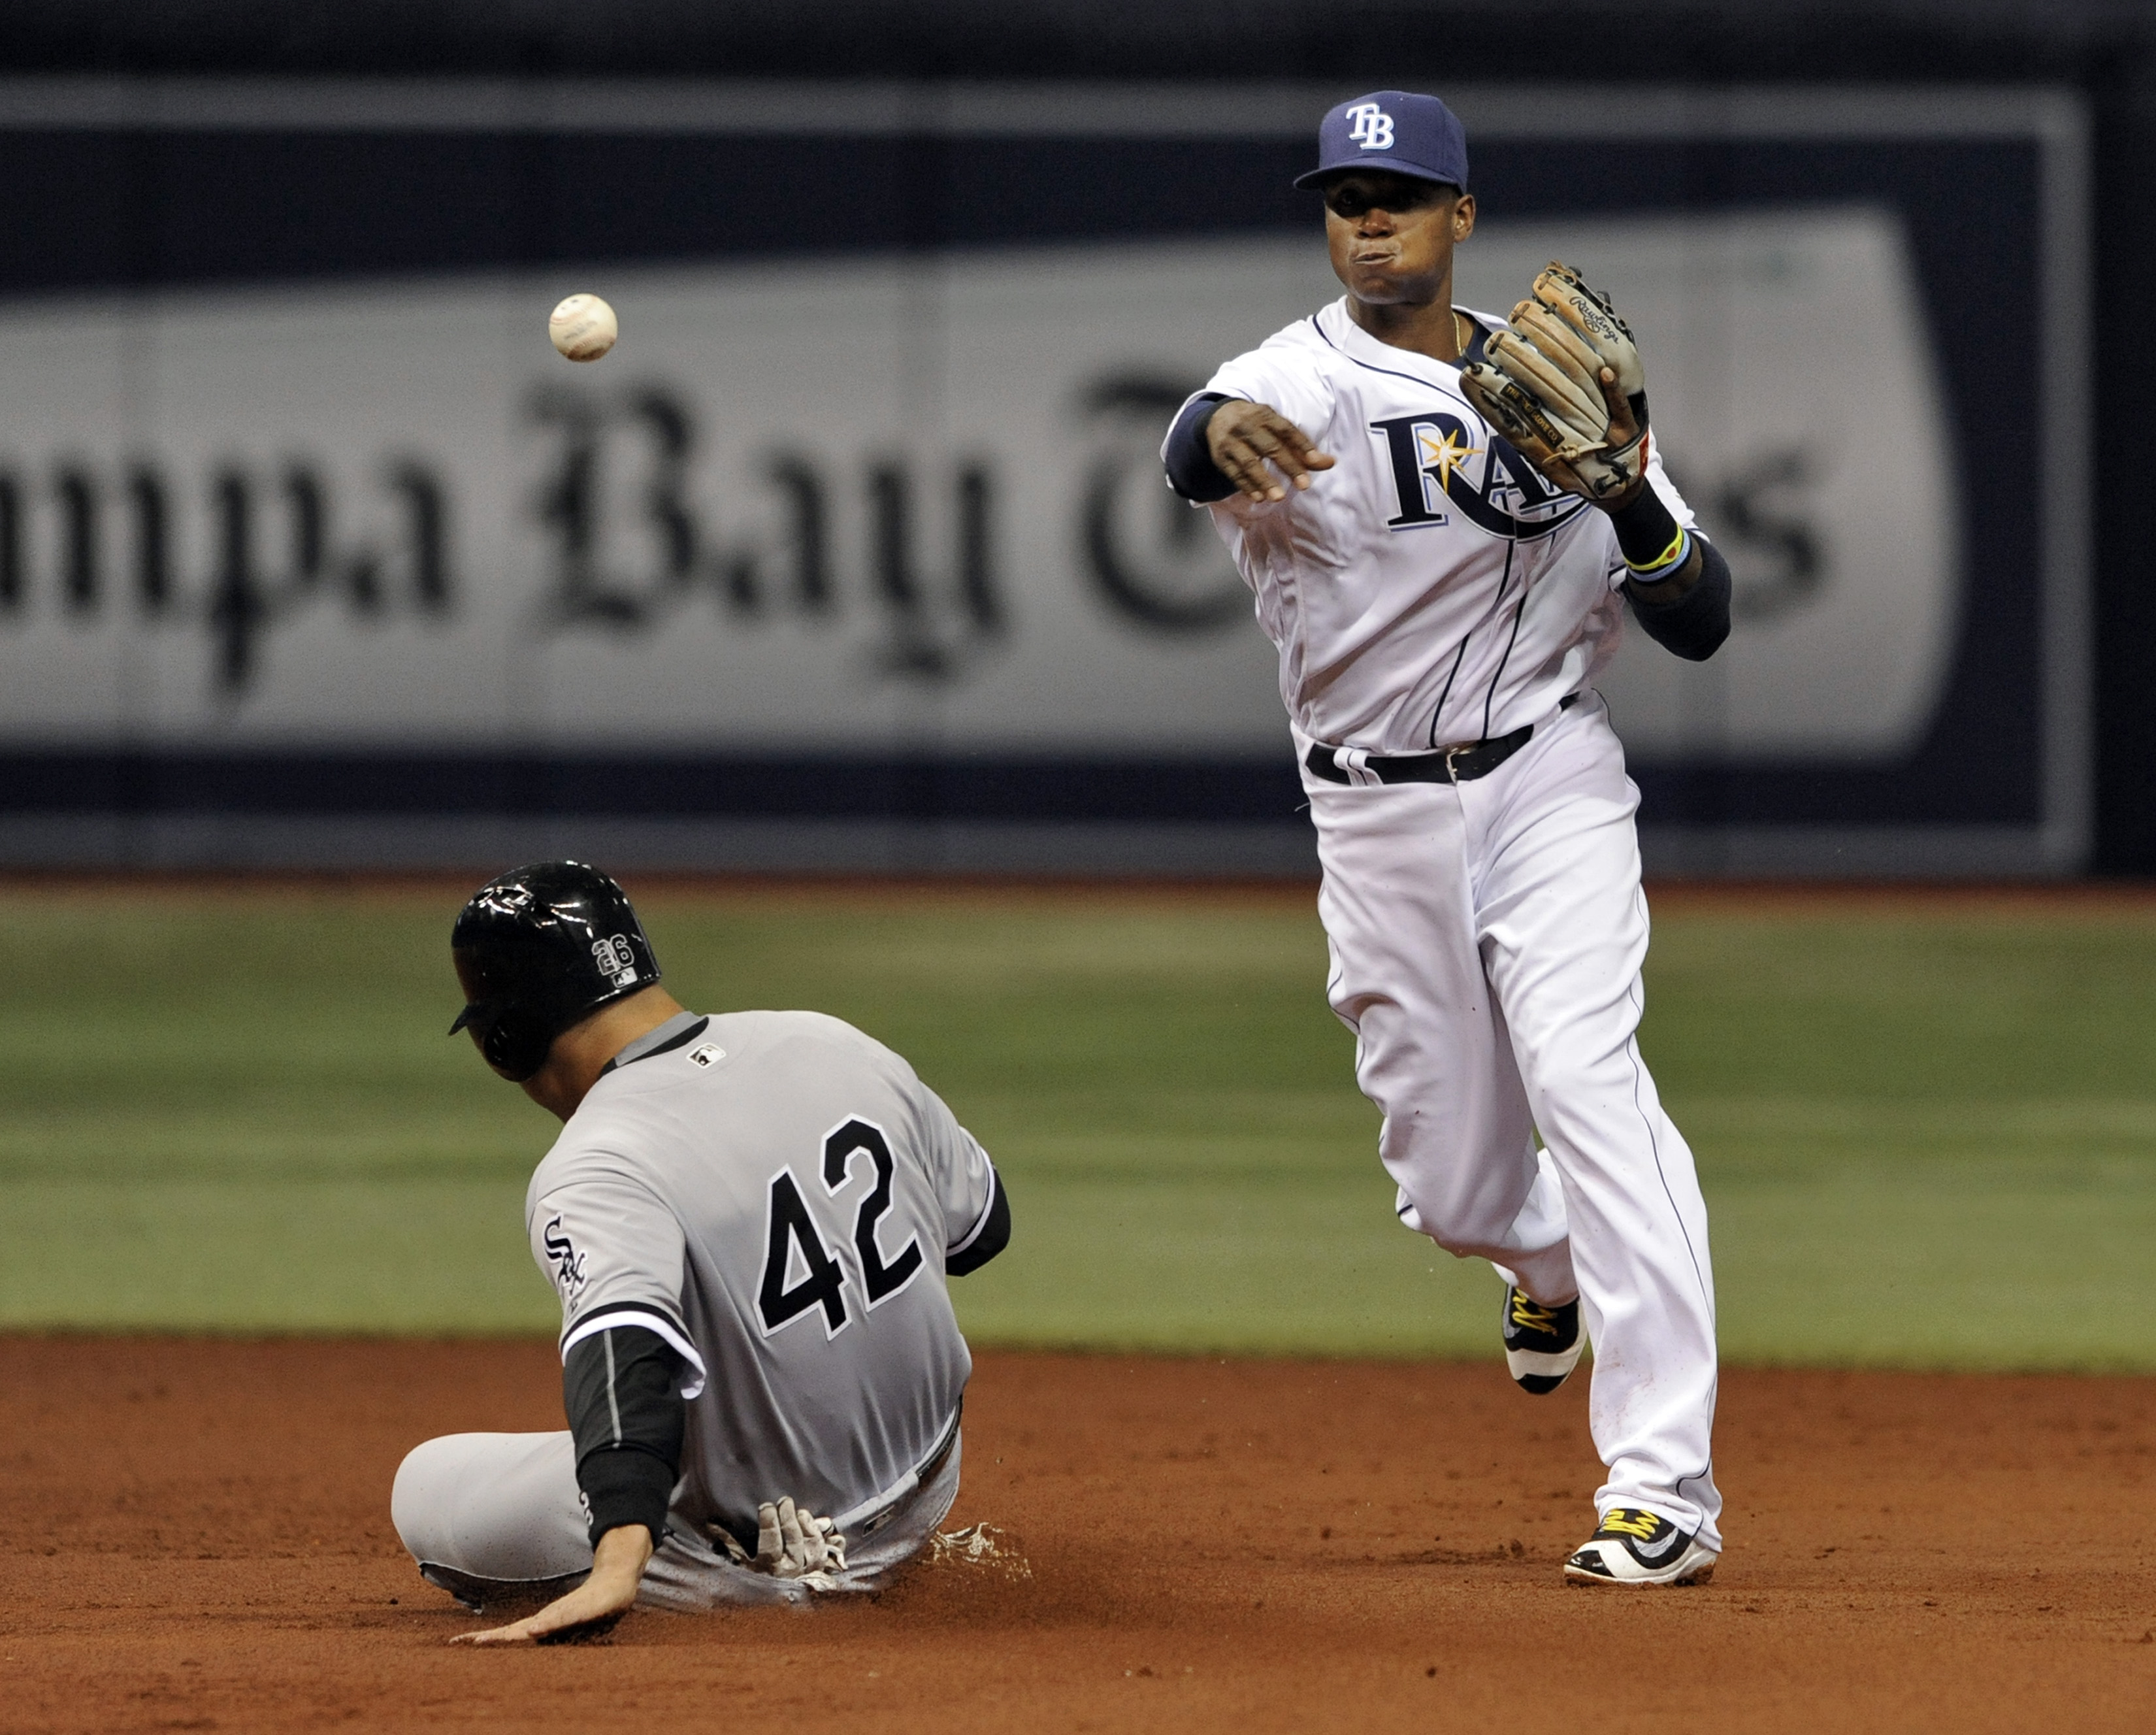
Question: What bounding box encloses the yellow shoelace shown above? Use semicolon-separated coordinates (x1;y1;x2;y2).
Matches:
1509;1293;1561;1332
1599;1510;1663;1540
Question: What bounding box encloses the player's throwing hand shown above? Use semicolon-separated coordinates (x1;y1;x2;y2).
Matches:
1203;401;1335;501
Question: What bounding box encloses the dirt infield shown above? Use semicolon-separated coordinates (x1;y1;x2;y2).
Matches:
5;1339;2153;1734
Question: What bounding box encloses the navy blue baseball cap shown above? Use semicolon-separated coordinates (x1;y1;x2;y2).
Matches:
1294;91;1469;192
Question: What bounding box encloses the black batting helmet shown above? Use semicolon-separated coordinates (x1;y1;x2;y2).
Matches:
448;861;663;1081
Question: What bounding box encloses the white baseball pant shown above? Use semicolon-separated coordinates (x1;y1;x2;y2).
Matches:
1300;691;1722;1548
390;1429;962;1611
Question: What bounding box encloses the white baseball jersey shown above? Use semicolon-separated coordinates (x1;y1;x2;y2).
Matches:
1166;290;1725;1547
1185;297;1699;753
524;1009;999;1536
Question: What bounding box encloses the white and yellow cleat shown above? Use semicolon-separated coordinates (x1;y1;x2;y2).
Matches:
1563;1508;1718;1587
1501;1285;1584;1395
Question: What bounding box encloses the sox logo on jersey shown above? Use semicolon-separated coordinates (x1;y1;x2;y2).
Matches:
542;1215;589;1296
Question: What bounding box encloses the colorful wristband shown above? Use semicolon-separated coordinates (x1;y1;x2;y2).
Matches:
1607;484;1686;576
1625;525;1692;580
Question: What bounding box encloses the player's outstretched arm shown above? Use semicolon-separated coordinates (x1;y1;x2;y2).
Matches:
451;1523;654;1646
453;1319;689;1646
1204;401;1336;503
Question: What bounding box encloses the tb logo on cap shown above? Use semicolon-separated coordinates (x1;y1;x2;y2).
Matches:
1346;102;1395;151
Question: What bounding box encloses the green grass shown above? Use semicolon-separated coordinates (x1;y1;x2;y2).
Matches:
1;885;2152;1369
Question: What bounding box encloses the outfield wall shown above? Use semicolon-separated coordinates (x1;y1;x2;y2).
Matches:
0;80;2089;876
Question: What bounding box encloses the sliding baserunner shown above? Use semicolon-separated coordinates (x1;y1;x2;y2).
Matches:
392;861;1011;1639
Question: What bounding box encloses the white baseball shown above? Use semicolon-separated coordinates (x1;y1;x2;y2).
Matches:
549;293;617;362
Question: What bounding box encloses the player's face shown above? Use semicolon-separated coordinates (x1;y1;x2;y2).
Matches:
1323;173;1476;307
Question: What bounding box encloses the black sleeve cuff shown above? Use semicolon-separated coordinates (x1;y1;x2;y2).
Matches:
578;1441;678;1546
946;1170;1011;1276
563;1324;689;1546
1162;392;1237;503
1627;537;1733;662
1607;486;1686;572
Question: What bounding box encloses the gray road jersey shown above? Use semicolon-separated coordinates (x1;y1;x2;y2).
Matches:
524;1010;998;1537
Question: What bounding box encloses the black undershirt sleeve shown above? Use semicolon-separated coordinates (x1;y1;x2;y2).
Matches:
1606;484;1687;571
1625;536;1733;663
562;1324;687;1547
1607;485;1732;663
945;1170;1011;1277
1161;392;1237;503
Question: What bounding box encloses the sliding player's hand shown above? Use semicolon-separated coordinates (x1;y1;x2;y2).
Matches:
451;1523;653;1646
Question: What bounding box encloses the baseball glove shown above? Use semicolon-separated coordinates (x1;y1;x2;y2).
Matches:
1458;261;1650;503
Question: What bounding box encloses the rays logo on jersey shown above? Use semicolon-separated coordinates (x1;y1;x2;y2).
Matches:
591;933;639;986
1369;411;1587;541
542;1214;589;1296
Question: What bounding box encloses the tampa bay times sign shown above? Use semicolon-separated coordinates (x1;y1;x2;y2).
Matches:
0;83;2087;873
0;247;1315;752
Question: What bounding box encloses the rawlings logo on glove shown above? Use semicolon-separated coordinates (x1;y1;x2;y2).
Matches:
1459;261;1650;503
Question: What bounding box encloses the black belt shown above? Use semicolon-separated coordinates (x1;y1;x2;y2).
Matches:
915;1400;962;1489
1305;696;1576;788
855;1400;963;1538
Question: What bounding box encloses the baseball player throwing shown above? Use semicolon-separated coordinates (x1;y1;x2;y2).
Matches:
391;862;1011;1640
1161;93;1730;1585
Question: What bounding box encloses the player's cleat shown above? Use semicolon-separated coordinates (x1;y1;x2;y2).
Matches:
1501;1285;1584;1394
1562;1509;1718;1587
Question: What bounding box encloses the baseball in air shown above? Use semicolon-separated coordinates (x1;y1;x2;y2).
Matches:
548;293;617;362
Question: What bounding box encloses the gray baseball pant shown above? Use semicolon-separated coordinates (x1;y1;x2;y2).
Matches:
390;1429;962;1612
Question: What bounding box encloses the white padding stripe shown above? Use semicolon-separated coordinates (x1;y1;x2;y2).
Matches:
561;1308;708;1400
945;1168;1000;1257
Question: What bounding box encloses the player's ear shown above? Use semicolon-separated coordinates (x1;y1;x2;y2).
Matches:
1452;192;1477;241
